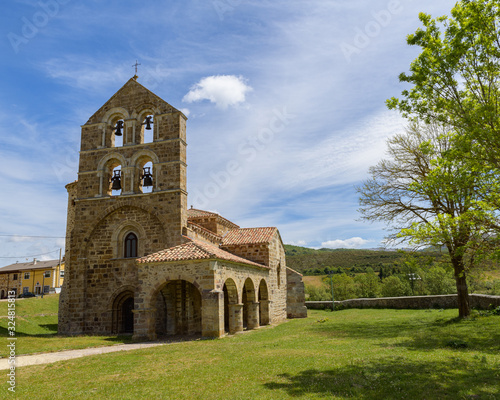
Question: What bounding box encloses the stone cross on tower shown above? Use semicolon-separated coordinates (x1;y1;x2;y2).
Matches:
132;60;141;78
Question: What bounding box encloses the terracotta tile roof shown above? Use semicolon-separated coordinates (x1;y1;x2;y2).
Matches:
137;237;268;269
221;227;277;246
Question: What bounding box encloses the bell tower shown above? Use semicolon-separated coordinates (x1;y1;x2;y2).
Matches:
59;77;188;335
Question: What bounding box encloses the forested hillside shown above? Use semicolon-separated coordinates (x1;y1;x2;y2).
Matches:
284;245;441;275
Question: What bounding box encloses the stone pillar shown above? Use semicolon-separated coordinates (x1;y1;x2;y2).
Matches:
247;301;260;330
259;299;270;325
228;303;244;334
132;307;156;341
201;289;224;338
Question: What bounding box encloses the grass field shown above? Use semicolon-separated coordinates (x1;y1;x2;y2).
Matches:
302;275;326;288
0;295;132;357
1;296;499;399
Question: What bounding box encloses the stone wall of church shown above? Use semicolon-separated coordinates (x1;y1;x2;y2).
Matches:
59;80;189;336
267;233;288;323
286;267;308;318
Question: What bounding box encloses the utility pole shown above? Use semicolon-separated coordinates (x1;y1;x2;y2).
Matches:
56;248;62;289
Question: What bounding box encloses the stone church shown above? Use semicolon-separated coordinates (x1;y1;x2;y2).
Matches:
58;76;306;340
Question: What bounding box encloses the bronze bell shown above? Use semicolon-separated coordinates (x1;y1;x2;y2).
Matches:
111;170;122;190
142;167;153;187
115;120;124;136
143;116;153;130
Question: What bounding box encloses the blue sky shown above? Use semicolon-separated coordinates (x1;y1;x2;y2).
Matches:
0;0;457;266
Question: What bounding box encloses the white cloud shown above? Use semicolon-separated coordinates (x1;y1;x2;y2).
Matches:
287;240;307;247
321;237;371;249
183;75;252;109
8;235;34;243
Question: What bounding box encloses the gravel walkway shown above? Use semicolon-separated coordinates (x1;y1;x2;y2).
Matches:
0;342;166;370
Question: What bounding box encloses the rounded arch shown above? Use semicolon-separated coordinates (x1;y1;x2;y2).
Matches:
151;279;202;336
81;204;166;263
223;278;239;333
111;219;146;259
97;153;127;196
131;104;160;120
102;107;130;124
130;149;160;167
242;278;257;329
147;275;202;310
223;278;239;304
97;152;128;172
242;278;256;303
258;279;270;326
80;203;166;251
110;287;135;334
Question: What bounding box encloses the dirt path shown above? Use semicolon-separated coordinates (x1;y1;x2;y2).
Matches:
0;342;166;370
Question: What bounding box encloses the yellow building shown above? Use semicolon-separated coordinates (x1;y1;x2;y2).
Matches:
0;259;64;298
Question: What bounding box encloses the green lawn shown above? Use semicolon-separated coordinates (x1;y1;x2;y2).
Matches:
2;301;499;399
0;295;133;357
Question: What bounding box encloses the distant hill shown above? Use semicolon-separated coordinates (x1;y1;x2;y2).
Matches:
284;244;441;274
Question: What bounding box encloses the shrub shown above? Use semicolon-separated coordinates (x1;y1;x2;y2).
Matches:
381;276;407;297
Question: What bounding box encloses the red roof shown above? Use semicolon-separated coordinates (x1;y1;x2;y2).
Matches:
221;227;277;246
137;237;268;269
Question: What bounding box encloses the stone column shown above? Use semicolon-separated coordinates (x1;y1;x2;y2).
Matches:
132;307;156;341
201;289;224;338
228;303;244;334
259;299;270;325
247;301;260;330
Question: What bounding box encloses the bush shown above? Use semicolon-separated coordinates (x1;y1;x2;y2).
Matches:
424;266;456;295
381;276;408;297
305;283;331;301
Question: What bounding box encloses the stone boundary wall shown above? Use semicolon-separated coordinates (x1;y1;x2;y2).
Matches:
306;294;500;311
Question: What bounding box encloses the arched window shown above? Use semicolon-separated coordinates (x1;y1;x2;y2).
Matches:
124;233;138;258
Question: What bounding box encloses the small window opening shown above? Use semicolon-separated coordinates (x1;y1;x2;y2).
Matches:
124;232;138;258
277;263;281;288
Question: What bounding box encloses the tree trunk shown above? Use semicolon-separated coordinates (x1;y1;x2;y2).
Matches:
452;258;471;318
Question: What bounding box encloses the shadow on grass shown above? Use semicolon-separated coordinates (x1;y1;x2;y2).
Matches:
40;323;58;331
312;311;500;355
0;325;57;338
264;357;500;399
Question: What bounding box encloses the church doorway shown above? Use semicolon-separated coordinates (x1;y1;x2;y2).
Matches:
112;290;134;334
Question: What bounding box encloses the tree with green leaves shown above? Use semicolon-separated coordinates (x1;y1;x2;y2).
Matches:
387;0;500;159
357;122;498;317
387;0;500;222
